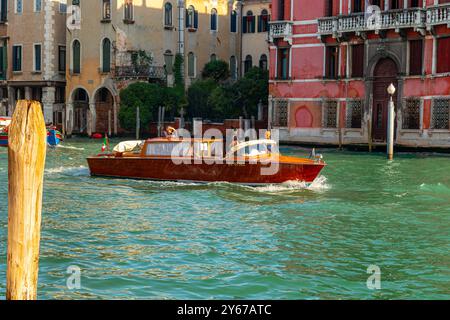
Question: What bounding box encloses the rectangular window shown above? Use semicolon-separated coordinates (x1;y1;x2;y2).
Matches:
34;0;42;12
1;0;8;22
353;0;363;12
278;48;289;80
346;100;363;129
34;44;42;72
402;99;420;130
325;46;339;79
325;0;333;17
60;0;67;13
103;0;111;20
437;37;450;74
124;0;134;21
15;0;22;14
230;11;237;33
0;46;5;79
323;100;338;128
351;44;364;78
12;45;22;72
277;0;285;20
409;39;423;76
431;99;450;130
59;46;66;72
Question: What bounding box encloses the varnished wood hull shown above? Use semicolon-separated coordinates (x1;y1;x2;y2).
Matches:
87;156;325;185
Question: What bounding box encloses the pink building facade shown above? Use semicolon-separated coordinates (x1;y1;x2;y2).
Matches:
268;0;450;148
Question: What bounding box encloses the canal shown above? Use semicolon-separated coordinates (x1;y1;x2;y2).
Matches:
0;139;449;299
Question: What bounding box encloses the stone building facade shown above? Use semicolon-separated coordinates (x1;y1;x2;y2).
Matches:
269;0;450;148
65;0;270;136
0;0;67;124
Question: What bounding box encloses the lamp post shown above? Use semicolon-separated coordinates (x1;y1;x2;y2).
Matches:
387;83;396;160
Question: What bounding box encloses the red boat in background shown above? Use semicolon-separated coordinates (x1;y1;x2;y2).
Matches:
0;117;11;148
87;138;326;185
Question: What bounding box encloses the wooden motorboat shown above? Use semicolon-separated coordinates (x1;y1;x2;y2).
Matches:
86;137;326;185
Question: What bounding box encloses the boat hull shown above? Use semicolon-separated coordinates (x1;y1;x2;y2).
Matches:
0;134;7;147
87;157;325;185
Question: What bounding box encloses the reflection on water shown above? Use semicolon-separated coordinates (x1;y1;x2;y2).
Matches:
0;140;449;299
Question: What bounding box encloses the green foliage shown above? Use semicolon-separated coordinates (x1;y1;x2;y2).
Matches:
233;67;269;118
119;82;168;131
131;50;152;70
201;60;230;82
187;67;268;120
173;53;184;89
186;79;218;120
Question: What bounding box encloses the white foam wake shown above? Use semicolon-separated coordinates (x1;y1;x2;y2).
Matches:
45;165;89;176
253;175;330;193
56;145;85;151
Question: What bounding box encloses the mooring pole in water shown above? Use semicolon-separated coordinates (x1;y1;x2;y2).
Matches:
387;83;396;160
136;106;140;140
7;100;46;300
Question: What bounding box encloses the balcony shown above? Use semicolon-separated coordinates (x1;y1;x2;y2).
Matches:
269;21;293;44
427;4;450;29
318;7;428;37
113;65;166;81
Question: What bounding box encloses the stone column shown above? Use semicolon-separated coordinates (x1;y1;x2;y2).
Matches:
24;87;32;100
8;87;16;116
113;100;118;136
42;87;56;124
66;103;74;136
89;102;96;136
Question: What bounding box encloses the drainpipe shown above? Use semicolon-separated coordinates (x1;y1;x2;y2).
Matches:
177;0;185;83
238;1;243;78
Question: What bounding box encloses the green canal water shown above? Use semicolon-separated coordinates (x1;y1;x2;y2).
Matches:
0;139;449;299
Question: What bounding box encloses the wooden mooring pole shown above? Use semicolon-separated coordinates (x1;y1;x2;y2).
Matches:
6;100;47;300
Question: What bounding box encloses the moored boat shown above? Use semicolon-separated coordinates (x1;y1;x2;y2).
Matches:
0;117;11;148
87;137;326;185
47;128;64;147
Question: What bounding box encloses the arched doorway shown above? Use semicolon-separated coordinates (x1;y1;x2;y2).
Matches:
372;58;398;142
94;87;114;135
72;88;89;134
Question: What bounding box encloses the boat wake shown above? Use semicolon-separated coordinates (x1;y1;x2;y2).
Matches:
45;165;90;177
251;175;330;193
56;145;85;151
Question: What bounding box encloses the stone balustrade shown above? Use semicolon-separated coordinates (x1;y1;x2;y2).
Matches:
269;21;293;43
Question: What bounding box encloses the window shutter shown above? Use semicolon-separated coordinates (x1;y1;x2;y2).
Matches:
242;16;247;33
437;37;450;74
251;16;255;33
351;44;364;78
194;10;198;29
409;40;423;76
257;15;262;32
185;9;189;28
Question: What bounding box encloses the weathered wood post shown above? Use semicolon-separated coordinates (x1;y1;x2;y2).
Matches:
7;100;47;300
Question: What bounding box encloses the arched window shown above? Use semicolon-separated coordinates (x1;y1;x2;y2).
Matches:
188;52;195;77
210;54;217;62
230;10;237;33
244;55;252;74
72;40;81;74
243;11;255;34
164;2;172;27
186;5;198;29
211;8;218;31
258;9;269;33
102;0;111;20
230;56;237;80
102;38;111;73
259;54;268;70
124;0;134;22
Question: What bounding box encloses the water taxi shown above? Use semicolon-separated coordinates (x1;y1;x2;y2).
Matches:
87;137;326;185
0;117;11;147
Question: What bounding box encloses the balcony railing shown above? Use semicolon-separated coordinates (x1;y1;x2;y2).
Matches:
269;21;293;43
427;4;450;28
318;7;431;36
114;65;166;80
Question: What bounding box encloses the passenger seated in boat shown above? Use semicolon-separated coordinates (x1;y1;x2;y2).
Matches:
164;126;177;139
265;130;272;154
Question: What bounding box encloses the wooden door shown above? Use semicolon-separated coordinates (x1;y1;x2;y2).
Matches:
372;58;398;142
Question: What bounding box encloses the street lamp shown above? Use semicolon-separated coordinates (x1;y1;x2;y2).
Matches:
386;83;396;160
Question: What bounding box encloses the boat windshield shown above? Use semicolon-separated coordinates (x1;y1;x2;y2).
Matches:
227;139;277;157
